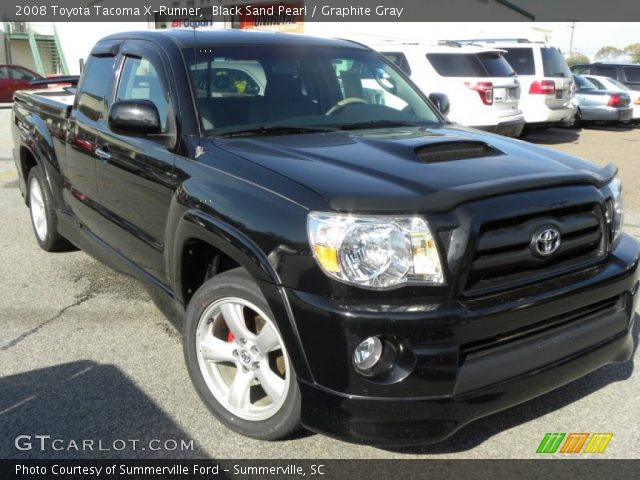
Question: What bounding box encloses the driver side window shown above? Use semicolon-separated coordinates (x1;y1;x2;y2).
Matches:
116;56;170;132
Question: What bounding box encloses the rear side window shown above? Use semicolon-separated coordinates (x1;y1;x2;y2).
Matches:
76;55;115;121
586;77;605;89
501;48;535;75
477;52;515;77
382;52;412;75
593;66;617;79
426;53;486;77
541;47;571;78
623;66;640;83
574;75;596;90
10;67;37;80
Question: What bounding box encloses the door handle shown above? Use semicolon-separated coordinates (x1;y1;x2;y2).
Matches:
95;148;111;161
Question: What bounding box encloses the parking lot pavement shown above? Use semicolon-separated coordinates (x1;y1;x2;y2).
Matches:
1;118;639;459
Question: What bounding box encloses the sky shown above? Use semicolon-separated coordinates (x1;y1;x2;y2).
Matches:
302;22;640;61
538;22;640;59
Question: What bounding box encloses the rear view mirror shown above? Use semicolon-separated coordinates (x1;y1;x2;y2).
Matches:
108;100;161;136
429;93;451;116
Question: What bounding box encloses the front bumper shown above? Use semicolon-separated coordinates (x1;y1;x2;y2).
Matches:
288;234;639;446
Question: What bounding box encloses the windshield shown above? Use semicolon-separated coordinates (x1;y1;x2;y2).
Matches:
183;45;441;136
606;78;630;90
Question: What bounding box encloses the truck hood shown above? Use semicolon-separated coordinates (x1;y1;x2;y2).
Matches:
212;125;615;213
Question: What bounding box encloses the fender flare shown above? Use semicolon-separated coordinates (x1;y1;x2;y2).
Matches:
17;114;58;199
171;209;314;382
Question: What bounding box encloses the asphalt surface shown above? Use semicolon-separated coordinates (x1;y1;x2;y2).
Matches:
0;107;639;459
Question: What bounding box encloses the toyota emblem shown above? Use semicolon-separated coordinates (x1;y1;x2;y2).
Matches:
533;228;561;257
240;350;251;364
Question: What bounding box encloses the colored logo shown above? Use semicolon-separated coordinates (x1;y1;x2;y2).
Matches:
536;433;613;454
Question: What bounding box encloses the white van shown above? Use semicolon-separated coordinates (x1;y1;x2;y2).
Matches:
374;42;524;137
452;39;575;135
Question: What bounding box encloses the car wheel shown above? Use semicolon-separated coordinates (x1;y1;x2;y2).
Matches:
27;165;74;252
567;109;582;129
183;268;301;440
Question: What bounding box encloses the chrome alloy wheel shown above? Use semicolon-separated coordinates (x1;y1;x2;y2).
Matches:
29;176;48;241
195;297;291;421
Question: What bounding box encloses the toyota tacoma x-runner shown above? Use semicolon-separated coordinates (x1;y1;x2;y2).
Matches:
11;29;639;446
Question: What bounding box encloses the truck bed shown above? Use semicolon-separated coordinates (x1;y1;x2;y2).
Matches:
14;88;76;120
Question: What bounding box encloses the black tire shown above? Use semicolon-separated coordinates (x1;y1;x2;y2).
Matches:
27;165;74;252
183;268;301;440
566;109;582;129
518;124;535;138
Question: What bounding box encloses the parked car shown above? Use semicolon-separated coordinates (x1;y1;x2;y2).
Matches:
0;64;42;102
582;74;640;123
571;74;633;126
375;42;524;137
571;63;640;91
12;29;638;447
450;39;575;135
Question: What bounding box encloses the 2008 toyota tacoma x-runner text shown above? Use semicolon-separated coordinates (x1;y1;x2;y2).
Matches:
12;30;639;446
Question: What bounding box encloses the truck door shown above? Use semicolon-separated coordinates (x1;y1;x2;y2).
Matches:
94;42;177;284
63;51;118;236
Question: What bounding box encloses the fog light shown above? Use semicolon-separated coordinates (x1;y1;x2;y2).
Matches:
353;337;383;372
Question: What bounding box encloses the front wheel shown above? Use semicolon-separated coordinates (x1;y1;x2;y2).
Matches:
183;268;301;440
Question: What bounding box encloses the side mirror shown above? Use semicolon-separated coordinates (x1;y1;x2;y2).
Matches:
108;100;161;136
429;93;451;117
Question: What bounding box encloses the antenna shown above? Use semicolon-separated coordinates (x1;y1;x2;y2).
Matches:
470;27;484;46
193;23;204;158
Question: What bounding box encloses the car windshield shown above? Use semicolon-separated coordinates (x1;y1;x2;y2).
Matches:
183;45;441;137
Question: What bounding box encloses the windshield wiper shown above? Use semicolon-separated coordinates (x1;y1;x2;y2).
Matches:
337;120;428;131
217;125;337;138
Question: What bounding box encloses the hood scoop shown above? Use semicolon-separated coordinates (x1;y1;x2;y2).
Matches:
415;141;503;163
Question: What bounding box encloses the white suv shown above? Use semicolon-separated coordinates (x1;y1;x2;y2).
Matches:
374;43;524;137
453;39;574;135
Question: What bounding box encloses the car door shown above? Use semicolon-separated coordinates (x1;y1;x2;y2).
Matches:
62;51;118;236
95;41;178;283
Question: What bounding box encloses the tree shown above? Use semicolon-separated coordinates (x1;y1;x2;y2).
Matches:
565;53;590;66
624;43;640;63
595;46;623;62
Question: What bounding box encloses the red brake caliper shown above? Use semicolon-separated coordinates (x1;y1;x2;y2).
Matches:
227;331;235;343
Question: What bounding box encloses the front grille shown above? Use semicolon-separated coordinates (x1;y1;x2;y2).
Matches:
465;203;607;295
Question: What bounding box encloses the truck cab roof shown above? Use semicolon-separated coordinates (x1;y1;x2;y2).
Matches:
98;28;368;51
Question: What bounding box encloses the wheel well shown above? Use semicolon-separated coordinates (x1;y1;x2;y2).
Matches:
181;239;241;305
20;147;37;178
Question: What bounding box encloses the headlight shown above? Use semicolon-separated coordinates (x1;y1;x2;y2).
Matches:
307;212;444;289
604;177;624;243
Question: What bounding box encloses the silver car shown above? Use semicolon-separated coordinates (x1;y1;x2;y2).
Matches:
571;74;633;126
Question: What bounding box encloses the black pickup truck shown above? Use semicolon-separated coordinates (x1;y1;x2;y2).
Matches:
12;29;639;446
